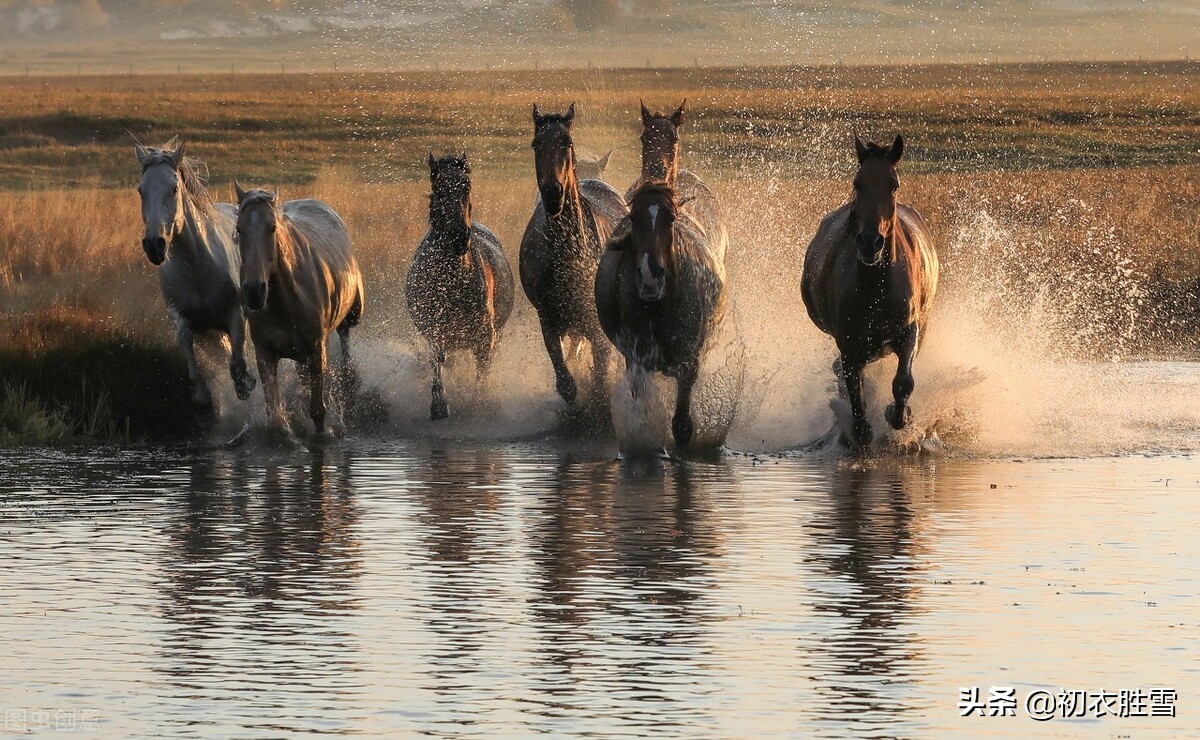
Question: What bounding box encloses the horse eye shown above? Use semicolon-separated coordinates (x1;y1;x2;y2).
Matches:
171;184;179;195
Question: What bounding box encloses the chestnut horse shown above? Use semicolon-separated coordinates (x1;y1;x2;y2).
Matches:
519;103;626;408
596;181;727;448
626;99;727;262
234;185;364;436
801;135;939;449
406;153;514;420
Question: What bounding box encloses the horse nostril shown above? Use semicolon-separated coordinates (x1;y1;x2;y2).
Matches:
874;235;885;251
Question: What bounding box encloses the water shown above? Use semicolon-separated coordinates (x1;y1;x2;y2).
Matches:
2;419;1198;736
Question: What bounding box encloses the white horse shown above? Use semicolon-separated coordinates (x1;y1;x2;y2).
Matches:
135;139;255;419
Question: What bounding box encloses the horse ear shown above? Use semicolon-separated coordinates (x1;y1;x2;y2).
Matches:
640;100;652;127
598;149;613;172
428;152;437;173
607;227;632;252
889;135;905;163
565;102;575;128
671;98;686;128
532;102;542;126
234;180;247;204
134;142;150;165
169;140;185;167
854;133;869;163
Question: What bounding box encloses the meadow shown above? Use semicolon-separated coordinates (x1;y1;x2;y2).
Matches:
1;62;1199;443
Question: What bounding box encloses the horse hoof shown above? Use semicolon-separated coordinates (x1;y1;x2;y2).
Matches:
885;403;912;430
234;374;256;401
430;398;449;421
852;420;874;450
672;415;694;448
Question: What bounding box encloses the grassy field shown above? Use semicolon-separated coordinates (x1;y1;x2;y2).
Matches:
1;63;1199;443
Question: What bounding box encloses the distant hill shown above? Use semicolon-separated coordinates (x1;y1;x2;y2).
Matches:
0;0;1195;73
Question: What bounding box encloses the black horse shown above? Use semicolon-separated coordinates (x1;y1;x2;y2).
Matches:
519;103;626;409
407;153;514;420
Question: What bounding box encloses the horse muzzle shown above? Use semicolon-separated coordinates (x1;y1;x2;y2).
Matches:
142;236;167;266
540;184;564;217
637;276;666;303
242;281;268;312
856;233;886;267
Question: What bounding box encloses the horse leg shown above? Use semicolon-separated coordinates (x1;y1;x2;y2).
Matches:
843;356;873;449
886;325;919;430
541;323;577;405
307;345;327;434
430;344;449;421
256;350;285;429
833;356;848;399
589;333;611;405
228;309;256;401
671;362;698;448
336;322;359;409
170;308;214;421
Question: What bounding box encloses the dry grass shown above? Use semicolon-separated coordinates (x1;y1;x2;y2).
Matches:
1;63;1199;442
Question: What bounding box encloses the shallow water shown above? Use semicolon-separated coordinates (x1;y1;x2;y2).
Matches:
1;427;1198;736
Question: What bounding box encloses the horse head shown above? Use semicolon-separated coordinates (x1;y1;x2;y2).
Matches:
134;137;187;265
428;152;473;256
531;102;577;217
639;99;685;184
610;181;678;303
850;133;904;267
234;183;284;311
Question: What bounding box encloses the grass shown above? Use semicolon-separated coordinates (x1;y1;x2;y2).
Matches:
0;303;197;445
0;63;1198;443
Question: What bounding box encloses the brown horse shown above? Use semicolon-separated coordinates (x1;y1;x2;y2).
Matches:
235;185;365;436
596;181;727;448
406;153;514;420
519;103;627;408
801;135;939;449
625;99;728;262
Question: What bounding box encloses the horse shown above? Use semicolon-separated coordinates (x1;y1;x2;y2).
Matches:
134;138;255;419
519;103;627;409
800;135;939;449
596;181;727;448
575;149;613;181
625;99;728;262
234;184;365;436
406;153;514;420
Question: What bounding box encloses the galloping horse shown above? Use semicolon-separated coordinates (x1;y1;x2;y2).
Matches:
801;135;939;449
234;185;364;435
626;100;727;262
135;138;254;418
520;103;627;408
596;181;727;448
407;153;514;420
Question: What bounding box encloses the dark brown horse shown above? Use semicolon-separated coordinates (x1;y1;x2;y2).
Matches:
519;103;626;408
406;153;514;420
596;181;727;448
801;135;939;449
625;99;728;262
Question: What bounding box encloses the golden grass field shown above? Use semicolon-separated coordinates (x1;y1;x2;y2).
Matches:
1;63;1199;442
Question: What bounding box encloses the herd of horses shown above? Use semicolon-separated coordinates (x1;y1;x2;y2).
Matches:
134;100;938;451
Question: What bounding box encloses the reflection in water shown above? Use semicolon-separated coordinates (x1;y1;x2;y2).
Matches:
525;459;730;734
802;462;931;736
0;445;1197;736
158;448;365;734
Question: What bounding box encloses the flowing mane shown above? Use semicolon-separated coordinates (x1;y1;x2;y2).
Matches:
139;141;217;218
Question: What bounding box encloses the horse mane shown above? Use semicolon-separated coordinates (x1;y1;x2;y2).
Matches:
238;189;296;272
140;143;217;218
627;180;677;214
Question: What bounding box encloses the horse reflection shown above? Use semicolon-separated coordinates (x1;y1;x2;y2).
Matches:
157;449;363;725
801;463;932;725
525;458;728;721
